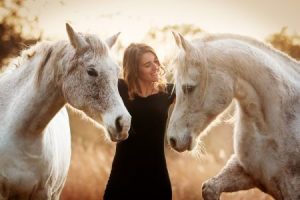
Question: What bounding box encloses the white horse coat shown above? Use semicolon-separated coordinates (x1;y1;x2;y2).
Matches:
167;32;300;200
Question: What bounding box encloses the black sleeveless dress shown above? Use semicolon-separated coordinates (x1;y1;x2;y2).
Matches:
103;79;175;200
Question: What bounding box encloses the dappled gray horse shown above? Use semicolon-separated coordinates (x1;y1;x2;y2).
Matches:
0;24;131;200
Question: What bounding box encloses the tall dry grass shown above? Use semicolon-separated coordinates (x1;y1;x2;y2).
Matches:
61;108;274;200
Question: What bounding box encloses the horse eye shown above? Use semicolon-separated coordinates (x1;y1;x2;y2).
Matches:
182;84;195;94
87;68;98;77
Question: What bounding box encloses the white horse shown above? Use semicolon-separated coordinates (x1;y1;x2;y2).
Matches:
167;32;300;200
0;24;131;200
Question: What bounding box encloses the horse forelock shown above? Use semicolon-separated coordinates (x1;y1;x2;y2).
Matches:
174;42;208;82
83;34;108;57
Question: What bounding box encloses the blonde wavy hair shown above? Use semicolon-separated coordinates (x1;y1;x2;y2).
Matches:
123;43;166;99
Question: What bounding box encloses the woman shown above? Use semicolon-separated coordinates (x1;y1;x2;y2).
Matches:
104;43;175;200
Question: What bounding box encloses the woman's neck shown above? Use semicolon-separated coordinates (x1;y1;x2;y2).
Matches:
137;80;157;97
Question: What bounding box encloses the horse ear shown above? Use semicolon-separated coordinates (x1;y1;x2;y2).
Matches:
66;23;88;51
106;32;121;48
178;33;193;52
172;31;181;48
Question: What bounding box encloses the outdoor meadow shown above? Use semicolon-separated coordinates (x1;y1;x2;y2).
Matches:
61;105;275;200
1;0;300;199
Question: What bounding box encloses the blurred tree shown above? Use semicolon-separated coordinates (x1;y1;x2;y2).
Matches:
161;24;203;36
267;27;300;60
144;23;204;45
0;0;41;67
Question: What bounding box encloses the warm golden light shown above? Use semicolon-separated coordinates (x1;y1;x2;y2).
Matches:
4;1;298;199
24;0;300;42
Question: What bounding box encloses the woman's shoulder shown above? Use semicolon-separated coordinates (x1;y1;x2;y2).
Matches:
118;78;127;86
118;79;128;89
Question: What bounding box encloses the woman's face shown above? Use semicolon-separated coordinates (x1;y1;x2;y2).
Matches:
138;52;160;83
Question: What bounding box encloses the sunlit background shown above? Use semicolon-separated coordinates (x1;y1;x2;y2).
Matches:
1;0;300;199
23;0;300;39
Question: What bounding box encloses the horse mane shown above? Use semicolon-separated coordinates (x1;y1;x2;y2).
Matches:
175;33;300;74
0;41;67;86
6;41;55;70
2;33;109;87
82;33;108;57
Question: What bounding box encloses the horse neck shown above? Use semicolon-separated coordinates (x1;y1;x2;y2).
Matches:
3;42;71;137
217;42;300;131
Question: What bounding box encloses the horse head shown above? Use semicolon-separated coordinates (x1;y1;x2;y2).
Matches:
62;24;131;142
167;32;233;152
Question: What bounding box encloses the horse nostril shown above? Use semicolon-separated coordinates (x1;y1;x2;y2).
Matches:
170;137;177;148
115;116;123;132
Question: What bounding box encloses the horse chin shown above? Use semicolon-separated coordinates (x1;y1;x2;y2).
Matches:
173;142;194;152
107;127;129;142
